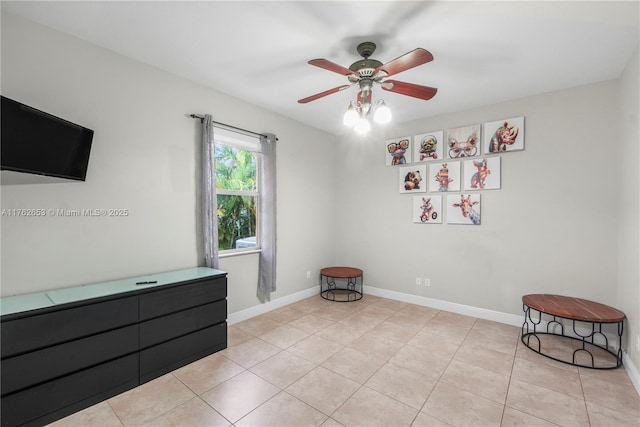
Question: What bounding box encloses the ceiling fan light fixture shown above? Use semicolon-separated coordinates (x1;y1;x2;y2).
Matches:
373;100;391;124
343;101;359;127
299;42;437;134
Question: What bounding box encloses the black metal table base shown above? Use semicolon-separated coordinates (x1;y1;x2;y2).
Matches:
320;275;363;302
521;304;623;369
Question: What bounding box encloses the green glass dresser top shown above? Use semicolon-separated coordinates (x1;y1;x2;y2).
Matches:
0;267;226;317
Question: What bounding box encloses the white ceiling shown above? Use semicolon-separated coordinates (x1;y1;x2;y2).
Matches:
2;1;639;136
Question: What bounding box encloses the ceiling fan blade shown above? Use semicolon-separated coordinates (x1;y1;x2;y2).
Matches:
380;80;438;100
374;48;434;78
298;85;352;104
308;59;359;77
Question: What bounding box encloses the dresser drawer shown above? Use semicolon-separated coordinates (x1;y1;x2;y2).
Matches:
1;325;138;395
1;354;138;427
140;300;226;349
140;323;227;383
139;277;226;320
1;296;138;358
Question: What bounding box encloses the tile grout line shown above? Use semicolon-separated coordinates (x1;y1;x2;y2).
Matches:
308;301;434;425
105;400;126;427
244;305;359;423
498;328;521;427
416;317;479;426
298;299;425;423
577;368;593;427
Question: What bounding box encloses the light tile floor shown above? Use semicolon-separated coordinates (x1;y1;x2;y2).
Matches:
49;294;640;427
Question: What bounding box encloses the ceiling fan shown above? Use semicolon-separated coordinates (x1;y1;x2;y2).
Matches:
297;41;438;105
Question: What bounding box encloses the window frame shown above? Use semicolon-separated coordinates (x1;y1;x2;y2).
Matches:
213;127;262;255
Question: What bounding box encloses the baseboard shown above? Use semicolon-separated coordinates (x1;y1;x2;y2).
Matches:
623;350;640;396
227;286;318;325
227;284;640;395
228;284;522;328
363;285;523;326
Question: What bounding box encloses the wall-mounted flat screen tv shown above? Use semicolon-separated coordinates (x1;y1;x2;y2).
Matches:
1;96;94;182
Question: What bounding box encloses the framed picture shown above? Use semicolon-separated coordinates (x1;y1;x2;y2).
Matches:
446;124;481;159
413;195;443;223
483;117;524;153
413;131;443;162
447;194;481;225
386;136;412;165
399;164;427;193
428;161;461;192
463;156;501;190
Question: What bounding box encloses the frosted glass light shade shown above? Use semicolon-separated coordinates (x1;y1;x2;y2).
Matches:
374;102;391;124
343;102;358;127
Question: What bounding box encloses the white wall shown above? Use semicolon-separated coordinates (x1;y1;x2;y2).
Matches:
617;46;639;371
334;80;621;317
0;13;337;313
1;12;637;367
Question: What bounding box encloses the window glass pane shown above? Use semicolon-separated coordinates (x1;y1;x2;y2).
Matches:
215;145;257;192
217;194;257;250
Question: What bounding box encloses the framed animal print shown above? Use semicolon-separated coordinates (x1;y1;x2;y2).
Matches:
447;194;481;225
413;195;443;223
413;131;443;162
386;136;412;165
463;156;501;190
428;161;461;193
399;165;427;193
446;124;481;159
483;117;524;153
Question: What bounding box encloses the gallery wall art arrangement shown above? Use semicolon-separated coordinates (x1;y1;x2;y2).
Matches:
387;117;525;225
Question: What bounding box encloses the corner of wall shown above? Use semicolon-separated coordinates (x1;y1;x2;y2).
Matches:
617;44;640;375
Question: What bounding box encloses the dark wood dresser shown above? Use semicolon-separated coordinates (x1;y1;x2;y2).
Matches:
1;267;227;427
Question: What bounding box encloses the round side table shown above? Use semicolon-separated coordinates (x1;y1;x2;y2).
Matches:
320;267;363;302
521;294;625;369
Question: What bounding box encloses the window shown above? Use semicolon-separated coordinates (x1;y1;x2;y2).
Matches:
214;127;261;252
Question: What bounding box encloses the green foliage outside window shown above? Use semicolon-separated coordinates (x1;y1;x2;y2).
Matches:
215;145;258;250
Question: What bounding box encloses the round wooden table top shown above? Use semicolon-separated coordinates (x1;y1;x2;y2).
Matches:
320;267;363;278
522;294;625;323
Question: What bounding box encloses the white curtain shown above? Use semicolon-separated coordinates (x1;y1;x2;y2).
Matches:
201;115;219;269
258;133;277;294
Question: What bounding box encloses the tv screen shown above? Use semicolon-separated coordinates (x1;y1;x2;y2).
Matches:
1;96;94;181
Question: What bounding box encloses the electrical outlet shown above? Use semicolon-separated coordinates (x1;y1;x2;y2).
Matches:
306;270;311;279
424;278;431;287
415;277;421;286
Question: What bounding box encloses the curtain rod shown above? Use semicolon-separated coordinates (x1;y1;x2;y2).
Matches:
189;114;276;140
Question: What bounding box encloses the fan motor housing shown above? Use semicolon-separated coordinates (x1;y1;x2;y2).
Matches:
349;58;383;77
350;42;383;79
